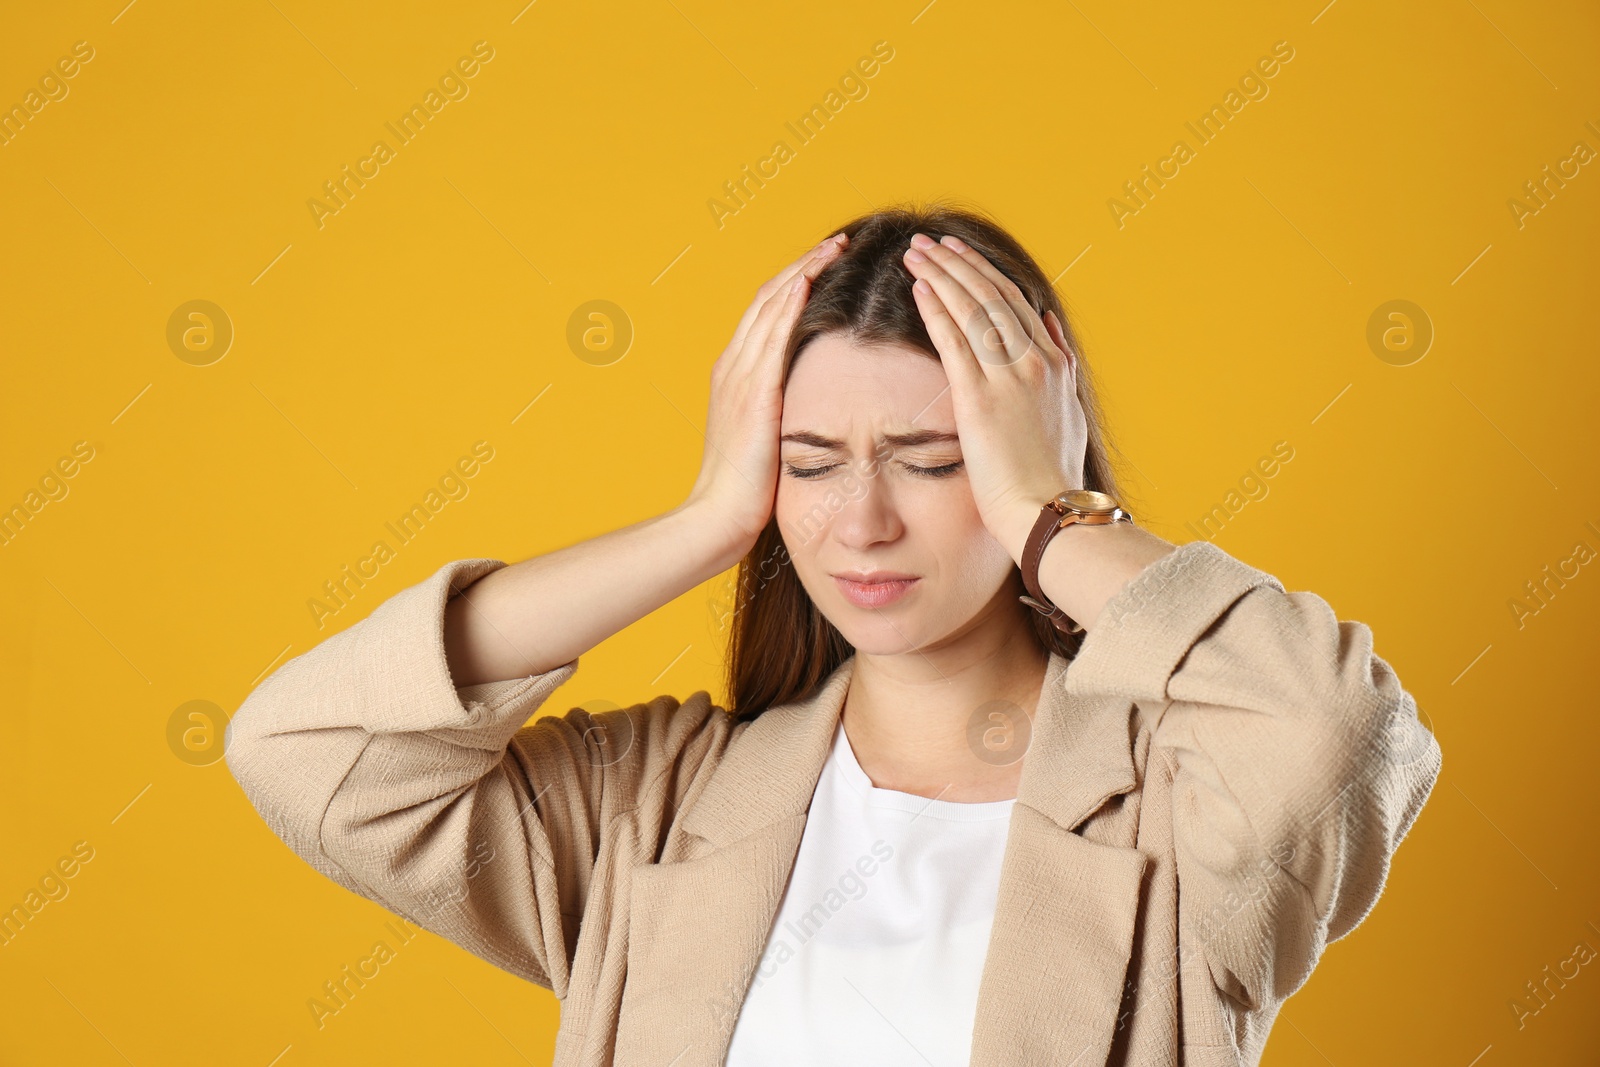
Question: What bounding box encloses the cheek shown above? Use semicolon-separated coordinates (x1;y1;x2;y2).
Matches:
773;481;827;562
940;519;1010;579
772;479;806;533
914;500;1013;595
917;476;986;534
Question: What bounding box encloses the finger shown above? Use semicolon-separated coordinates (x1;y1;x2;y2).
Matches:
1043;308;1077;382
936;234;1057;365
763;270;813;356
908;274;984;391
734;234;847;344
909;236;1041;369
732;264;813;385
730;233;847;379
796;235;848;284
904;240;1027;371
771;232;848;295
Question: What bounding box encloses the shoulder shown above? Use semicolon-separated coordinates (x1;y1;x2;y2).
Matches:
576;688;743;781
516;687;747;834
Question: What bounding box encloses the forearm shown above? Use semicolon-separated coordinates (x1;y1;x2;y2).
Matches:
443;502;743;686
996;501;1180;634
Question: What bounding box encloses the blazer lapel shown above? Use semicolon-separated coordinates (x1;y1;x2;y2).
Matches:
969;652;1149;1067
612;658;856;1065
612;651;1147;1066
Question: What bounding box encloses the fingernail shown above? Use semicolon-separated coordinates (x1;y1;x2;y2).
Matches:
904;247;927;263
832;232;848;245
790;274;806;293
909;232;935;250
940;235;969;252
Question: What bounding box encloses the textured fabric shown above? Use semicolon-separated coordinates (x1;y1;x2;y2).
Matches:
724;718;1014;1065
224;539;1443;1065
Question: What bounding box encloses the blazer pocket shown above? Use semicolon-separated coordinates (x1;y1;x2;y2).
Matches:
615;825;803;1063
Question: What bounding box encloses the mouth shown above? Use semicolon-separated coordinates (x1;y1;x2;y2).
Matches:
832;574;920;608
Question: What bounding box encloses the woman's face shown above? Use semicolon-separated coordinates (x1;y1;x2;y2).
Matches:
777;331;1022;655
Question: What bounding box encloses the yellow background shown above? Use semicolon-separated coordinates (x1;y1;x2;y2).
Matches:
2;0;1597;1063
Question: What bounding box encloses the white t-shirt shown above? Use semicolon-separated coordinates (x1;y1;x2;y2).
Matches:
725;717;1015;1066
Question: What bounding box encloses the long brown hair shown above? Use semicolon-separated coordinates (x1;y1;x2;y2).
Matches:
724;200;1132;723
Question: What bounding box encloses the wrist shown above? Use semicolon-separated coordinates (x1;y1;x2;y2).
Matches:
670;498;758;576
994;473;1084;564
998;494;1057;567
1035;521;1177;633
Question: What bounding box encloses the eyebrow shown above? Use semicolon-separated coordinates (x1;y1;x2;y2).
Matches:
779;429;961;449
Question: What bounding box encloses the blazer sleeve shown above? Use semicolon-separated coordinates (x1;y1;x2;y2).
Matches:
1063;539;1443;1013
224;557;724;996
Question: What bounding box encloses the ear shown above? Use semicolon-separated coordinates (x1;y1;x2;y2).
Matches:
1043;310;1075;376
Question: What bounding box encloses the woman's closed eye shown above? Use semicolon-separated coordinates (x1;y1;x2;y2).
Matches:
782;460;965;479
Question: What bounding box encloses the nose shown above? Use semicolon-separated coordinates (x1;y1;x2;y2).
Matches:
829;461;904;550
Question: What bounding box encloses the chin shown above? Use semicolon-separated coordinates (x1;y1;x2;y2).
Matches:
826;611;937;655
841;632;921;657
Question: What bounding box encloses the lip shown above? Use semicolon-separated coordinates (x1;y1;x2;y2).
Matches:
832;570;918;583
832;574;920;609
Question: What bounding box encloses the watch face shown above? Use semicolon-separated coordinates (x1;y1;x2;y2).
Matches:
1055;488;1117;513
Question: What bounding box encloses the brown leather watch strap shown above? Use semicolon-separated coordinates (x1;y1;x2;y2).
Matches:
1018;496;1134;635
1019;503;1081;634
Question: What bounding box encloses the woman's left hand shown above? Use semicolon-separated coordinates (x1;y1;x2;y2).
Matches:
901;231;1088;561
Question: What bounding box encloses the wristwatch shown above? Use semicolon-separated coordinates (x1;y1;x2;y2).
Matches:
1018;488;1135;634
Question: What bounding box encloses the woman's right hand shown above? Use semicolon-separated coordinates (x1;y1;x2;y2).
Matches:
682;231;850;562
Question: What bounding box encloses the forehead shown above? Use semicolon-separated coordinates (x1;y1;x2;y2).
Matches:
782;333;952;434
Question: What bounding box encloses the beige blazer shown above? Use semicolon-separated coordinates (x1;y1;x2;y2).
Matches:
226;539;1442;1066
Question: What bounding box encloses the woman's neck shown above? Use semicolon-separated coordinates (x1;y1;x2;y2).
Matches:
839;617;1051;804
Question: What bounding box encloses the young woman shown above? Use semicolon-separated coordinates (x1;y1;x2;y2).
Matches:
227;204;1442;1066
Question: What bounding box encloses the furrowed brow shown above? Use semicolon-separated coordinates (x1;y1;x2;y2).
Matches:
779;429;960;448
